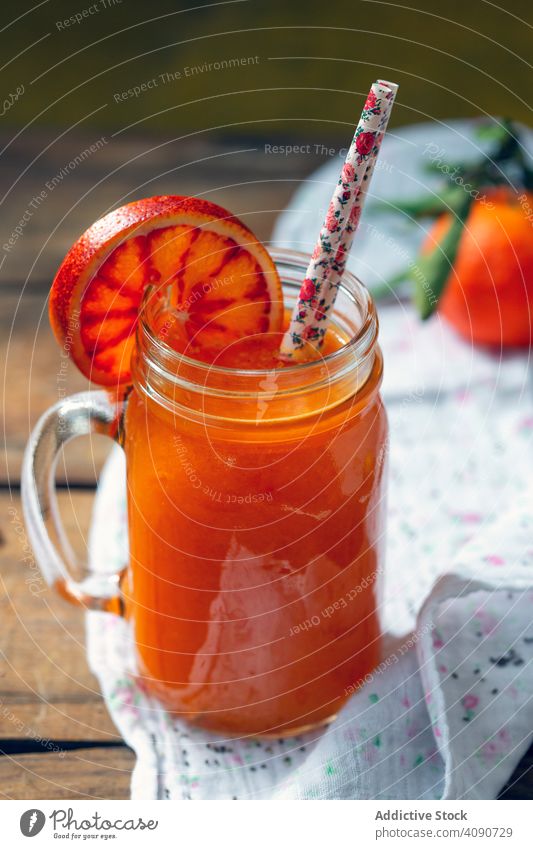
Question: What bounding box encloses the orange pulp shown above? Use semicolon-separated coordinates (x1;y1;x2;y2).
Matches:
124;313;388;736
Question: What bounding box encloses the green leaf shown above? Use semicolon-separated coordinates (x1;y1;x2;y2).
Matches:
372;189;473;307
475;119;511;145
371;268;411;301
371;186;465;219
412;190;473;319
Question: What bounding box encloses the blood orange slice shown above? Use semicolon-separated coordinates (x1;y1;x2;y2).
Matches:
49;196;283;385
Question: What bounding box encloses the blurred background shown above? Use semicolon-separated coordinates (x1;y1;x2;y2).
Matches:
1;0;532;799
2;0;532;133
2;0;531;287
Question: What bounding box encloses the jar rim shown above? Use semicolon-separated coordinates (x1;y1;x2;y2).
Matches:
137;246;378;383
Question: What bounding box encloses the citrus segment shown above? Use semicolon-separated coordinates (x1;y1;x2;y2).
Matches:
49;196;283;385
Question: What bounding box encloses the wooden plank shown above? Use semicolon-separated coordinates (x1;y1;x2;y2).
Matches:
0;487;134;799
0;747;134;800
1;291;112;485
0;130;320;289
0;702;122;745
0;491;120;741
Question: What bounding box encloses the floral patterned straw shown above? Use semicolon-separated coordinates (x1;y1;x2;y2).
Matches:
280;79;398;361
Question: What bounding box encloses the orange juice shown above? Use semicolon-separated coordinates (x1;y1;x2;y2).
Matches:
124;252;388;736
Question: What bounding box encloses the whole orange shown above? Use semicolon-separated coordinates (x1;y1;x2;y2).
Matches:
424;187;533;347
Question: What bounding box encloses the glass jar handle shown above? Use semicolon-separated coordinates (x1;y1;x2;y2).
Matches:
22;390;127;614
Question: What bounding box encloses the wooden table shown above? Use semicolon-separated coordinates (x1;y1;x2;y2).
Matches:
1;130;531;799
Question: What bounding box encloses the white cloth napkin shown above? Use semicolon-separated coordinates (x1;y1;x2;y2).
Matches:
86;120;533;798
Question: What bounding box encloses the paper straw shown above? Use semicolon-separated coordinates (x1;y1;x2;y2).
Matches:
280;79;398;361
